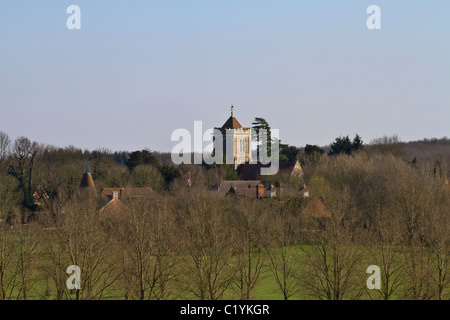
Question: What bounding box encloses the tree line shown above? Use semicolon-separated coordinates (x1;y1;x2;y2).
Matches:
0;129;448;299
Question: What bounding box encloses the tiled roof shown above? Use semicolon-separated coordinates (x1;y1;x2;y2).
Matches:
221;116;243;129
80;162;96;189
212;180;268;198
302;196;332;218
237;161;301;180
100;198;126;216
213;180;262;193
80;172;95;189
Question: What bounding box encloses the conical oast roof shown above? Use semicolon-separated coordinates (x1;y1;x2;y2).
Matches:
80;162;96;189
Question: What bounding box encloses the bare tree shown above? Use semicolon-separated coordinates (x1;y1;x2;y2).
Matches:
178;194;238;300
42;192;120;300
130;164;165;191
113;198;179;300
369;135;404;157
302;187;365;300
366;206;405;300
40;227;69;300
0;131;11;163
7;137;40;212
11;210;40;300
262;208;301;300
0;212;18;300
391;165;436;300
231;199;267;300
421;189;450;300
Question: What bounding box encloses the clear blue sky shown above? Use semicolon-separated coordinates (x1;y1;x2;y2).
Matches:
0;1;449;152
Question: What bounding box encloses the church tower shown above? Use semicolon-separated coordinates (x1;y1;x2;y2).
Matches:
214;106;252;170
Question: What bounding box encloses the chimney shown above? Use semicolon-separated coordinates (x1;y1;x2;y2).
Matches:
257;182;264;198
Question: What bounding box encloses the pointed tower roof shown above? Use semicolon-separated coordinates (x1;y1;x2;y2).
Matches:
221;116;243;129
80;162;96;190
221;106;243;129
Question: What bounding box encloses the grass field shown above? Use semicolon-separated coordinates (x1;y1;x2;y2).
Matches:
2;243;448;300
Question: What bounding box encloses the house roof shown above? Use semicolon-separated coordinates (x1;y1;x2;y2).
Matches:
212;180;262;193
33;185;50;206
100;187;159;200
100;198;126;216
225;185;260;198
212;180;267;198
237;160;302;180
99;187;159;216
33;185;49;201
302;196;332;218
299;185;309;192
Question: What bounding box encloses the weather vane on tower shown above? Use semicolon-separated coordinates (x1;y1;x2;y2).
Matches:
231;105;234;117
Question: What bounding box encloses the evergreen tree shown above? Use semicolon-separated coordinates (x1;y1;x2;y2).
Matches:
158;164;180;185
126;150;159;171
279;143;300;161
328;134;363;156
252;117;272;157
304;144;324;157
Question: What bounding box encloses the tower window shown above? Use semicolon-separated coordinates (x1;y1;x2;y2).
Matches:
239;139;245;153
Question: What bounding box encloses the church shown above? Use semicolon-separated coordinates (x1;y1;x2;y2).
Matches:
213;106;253;170
210;107;304;199
213;107;303;178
